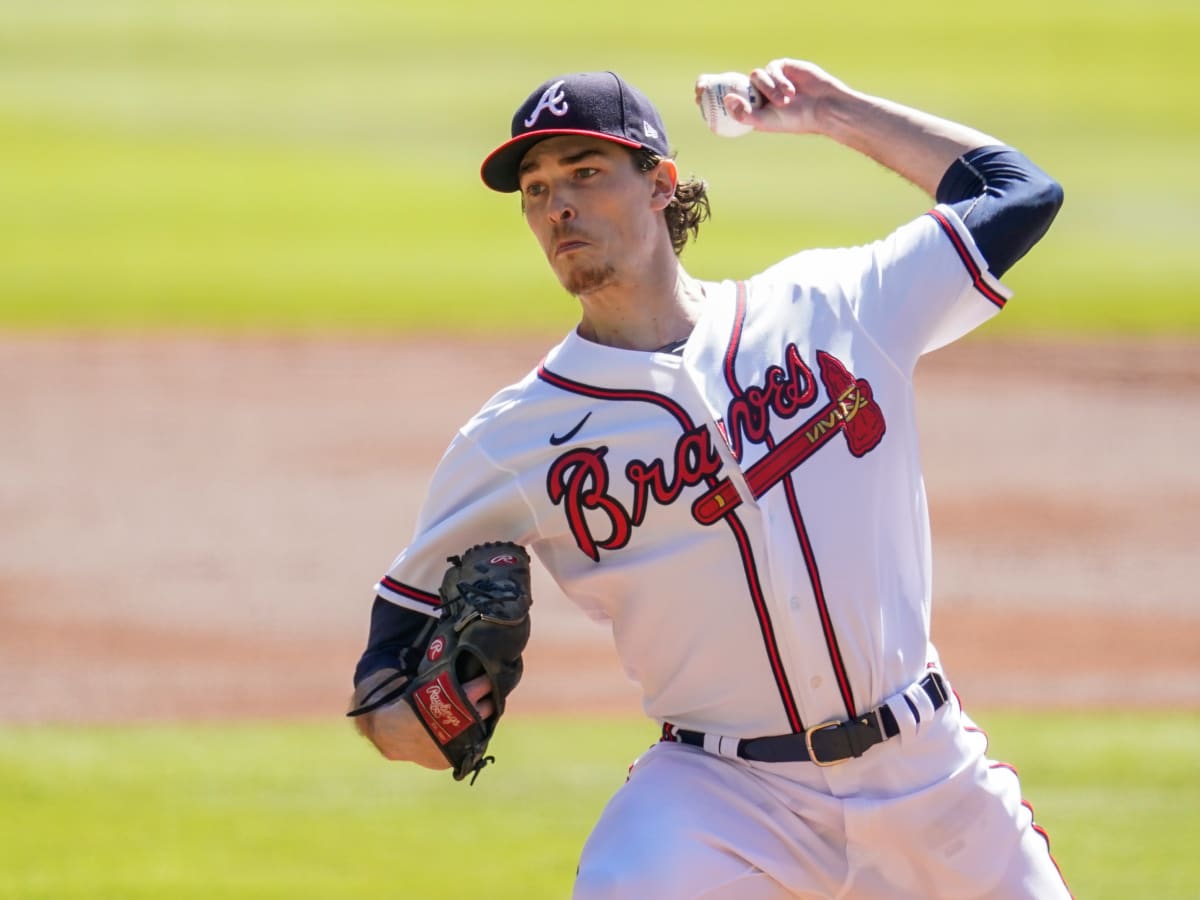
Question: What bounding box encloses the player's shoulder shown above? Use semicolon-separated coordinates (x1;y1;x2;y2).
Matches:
743;244;870;313
463;367;544;432
459;333;575;436
750;211;951;291
753;244;866;285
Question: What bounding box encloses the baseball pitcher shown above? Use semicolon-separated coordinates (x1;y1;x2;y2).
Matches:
348;59;1068;898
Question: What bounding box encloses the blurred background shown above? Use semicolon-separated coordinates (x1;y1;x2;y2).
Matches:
1;0;1196;335
1;1;1197;897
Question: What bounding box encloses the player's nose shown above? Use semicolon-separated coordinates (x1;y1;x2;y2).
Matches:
547;192;576;224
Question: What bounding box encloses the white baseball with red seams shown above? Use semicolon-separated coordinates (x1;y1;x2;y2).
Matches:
378;205;1000;737
696;71;764;137
374;206;1069;897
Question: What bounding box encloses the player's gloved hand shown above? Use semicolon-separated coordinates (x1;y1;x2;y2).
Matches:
349;542;533;783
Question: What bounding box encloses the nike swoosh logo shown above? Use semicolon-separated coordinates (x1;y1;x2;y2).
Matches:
549;411;592;446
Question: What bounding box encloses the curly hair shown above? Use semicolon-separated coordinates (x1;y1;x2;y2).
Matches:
632;148;711;256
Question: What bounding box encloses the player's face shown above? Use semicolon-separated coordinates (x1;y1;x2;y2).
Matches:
517;136;670;297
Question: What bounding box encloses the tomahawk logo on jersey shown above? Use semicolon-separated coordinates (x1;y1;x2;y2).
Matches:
358;61;1070;896
375;204;1007;738
545;339;886;557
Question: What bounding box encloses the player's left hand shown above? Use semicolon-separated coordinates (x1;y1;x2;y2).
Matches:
356;673;494;770
397;542;533;782
728;59;853;137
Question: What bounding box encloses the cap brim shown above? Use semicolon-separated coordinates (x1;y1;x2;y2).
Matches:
480;129;643;193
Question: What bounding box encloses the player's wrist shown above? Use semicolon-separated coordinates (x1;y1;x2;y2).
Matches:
811;87;873;143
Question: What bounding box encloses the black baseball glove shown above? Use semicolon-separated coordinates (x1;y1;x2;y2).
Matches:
348;542;533;783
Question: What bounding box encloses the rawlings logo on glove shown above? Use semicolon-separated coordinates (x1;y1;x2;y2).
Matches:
346;541;533;783
412;673;472;742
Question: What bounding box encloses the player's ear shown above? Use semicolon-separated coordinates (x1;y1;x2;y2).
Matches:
649;158;678;211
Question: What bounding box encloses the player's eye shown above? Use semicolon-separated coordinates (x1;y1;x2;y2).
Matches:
575;167;598;179
523;182;546;198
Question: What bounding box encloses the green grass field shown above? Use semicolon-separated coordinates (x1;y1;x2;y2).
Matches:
1;0;1197;335
3;4;1198;899
1;713;1198;898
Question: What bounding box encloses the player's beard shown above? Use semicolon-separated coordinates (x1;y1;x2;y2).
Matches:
562;262;617;297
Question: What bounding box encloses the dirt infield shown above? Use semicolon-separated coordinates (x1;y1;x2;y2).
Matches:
1;334;1196;723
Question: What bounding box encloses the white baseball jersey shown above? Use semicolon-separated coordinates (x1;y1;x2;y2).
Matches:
376;204;1008;739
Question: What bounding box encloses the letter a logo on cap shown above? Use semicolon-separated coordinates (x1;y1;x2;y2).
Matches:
524;79;569;128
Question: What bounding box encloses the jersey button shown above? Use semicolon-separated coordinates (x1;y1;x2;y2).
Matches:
789;595;802;610
810;675;823;689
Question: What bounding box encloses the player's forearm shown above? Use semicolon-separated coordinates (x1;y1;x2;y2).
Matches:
817;89;1000;197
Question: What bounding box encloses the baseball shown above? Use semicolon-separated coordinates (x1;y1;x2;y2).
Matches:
695;72;764;138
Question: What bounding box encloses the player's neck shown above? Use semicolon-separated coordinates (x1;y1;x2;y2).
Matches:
575;264;706;353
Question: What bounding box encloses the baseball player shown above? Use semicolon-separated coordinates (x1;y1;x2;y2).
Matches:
350;59;1068;898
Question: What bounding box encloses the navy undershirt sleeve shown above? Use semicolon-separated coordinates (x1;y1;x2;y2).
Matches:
353;595;434;686
935;145;1064;278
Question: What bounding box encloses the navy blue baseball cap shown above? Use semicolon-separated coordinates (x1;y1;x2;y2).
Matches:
480;71;670;193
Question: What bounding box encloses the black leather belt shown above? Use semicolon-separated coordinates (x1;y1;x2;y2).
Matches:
665;672;949;766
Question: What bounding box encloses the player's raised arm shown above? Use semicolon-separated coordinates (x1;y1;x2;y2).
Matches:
707;58;1064;278
721;59;998;195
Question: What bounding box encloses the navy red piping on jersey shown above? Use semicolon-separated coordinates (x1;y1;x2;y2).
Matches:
378;575;441;610
778;483;858;717
722;281;859;720
537;363;805;734
928;208;1007;309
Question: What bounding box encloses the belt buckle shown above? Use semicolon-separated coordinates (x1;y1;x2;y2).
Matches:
804;720;848;767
